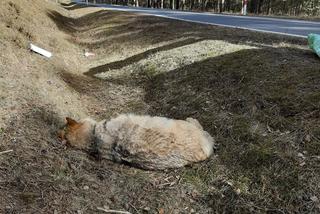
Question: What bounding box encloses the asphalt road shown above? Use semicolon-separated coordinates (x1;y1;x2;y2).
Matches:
74;1;320;38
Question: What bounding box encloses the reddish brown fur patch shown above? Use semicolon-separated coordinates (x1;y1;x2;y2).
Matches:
66;117;78;127
58;118;93;150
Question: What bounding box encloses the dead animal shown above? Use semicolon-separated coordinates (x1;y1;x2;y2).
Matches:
58;114;215;170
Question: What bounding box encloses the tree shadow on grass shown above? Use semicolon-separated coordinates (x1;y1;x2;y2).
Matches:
141;46;319;213
47;10;135;34
84;37;204;76
60;2;91;10
143;46;319;131
148;48;319;186
47;7;308;80
47;8;306;50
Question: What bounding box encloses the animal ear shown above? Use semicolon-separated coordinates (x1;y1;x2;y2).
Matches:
66;117;78;127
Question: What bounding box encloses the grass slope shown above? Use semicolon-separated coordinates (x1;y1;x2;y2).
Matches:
0;0;319;213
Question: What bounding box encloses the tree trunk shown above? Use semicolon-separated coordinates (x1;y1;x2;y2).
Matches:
266;0;271;15
244;0;248;15
218;0;224;13
203;0;208;11
258;0;264;14
182;0;185;10
218;0;222;13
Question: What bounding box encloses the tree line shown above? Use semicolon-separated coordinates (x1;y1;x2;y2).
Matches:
93;0;320;16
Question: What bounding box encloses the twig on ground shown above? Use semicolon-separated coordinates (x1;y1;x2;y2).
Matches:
0;150;13;155
128;203;139;213
97;207;132;214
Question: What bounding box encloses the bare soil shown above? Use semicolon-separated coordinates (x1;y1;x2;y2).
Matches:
0;0;319;213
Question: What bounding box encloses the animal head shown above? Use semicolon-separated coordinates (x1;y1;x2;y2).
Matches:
58;117;96;150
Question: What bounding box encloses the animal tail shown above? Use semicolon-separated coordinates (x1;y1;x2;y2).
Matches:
201;130;215;157
186;117;215;157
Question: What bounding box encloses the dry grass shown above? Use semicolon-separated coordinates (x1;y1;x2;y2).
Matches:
0;0;320;213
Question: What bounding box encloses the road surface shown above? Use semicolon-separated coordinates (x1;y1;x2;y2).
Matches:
74;1;320;38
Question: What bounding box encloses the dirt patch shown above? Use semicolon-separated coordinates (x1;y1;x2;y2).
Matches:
1;0;320;213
